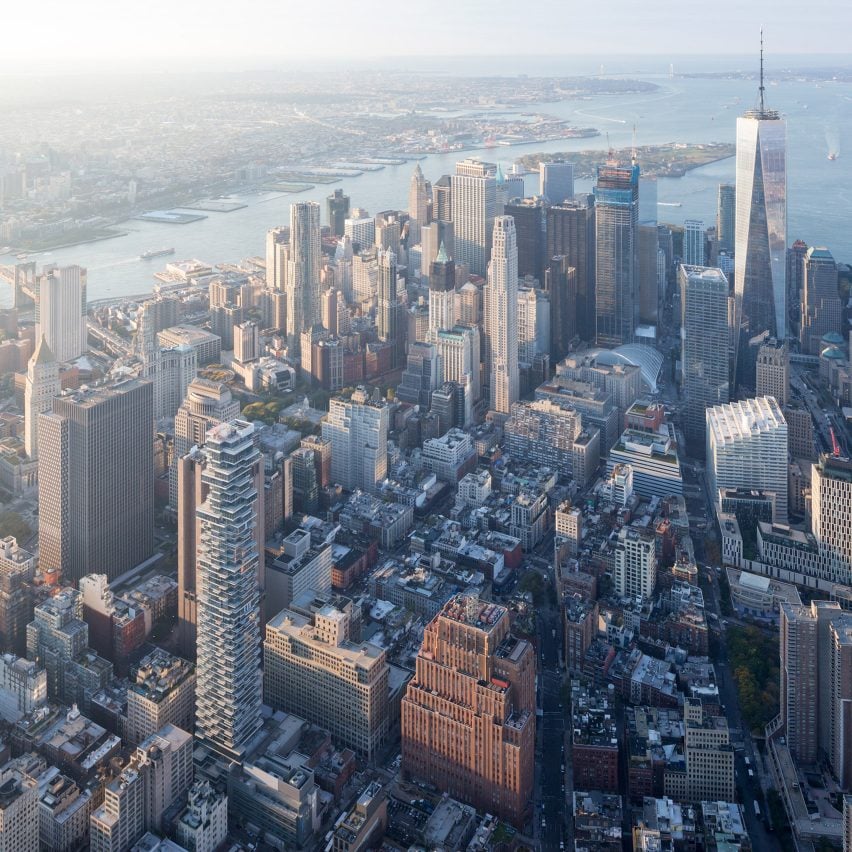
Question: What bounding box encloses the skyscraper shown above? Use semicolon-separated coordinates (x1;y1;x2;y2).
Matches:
38;379;154;584
194;421;263;759
35;265;87;363
451;159;497;278
755;337;789;406
287;202;322;354
546;197;595;340
376;249;398;342
679;265;730;452
506;197;546;283
322;388;389;493
800;246;841;355
733;43;787;388
420;220;454;287
594;162;639;347
613;526;657;601
706;395;788;523
432;175;452;223
716;184;735;254
326;188;350;237
811;454;852;573
540;160;574;204
786;238;808;333
407;163;430;245
428;242;456;335
484;216;520;414
265;226;289;292
23;336;60;458
545;255;577;364
401;595;535;828
683;219;705;266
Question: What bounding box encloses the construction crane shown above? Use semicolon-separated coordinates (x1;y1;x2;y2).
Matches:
830;426;841;457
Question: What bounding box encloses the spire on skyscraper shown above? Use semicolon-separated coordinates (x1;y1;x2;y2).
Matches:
436;241;449;264
759;27;765;114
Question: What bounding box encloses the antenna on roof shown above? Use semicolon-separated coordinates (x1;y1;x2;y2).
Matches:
759;27;766;113
632;124;637;165
606;132;613;160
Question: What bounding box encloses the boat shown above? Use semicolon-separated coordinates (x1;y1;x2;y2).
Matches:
140;247;175;260
16;253;29;260
828;152;838;161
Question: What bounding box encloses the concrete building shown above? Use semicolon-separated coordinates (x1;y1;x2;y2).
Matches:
194;422;263;759
233;320;260;364
608;425;683;499
540;160;574;204
812;454;852;571
428;242;456;335
801;247;841;355
157;326;221;366
23;336;60;459
174;780;227;852
331;780;387;852
0;762;38;852
706;396;788;523
35;265;87;364
450;158;497;278
402;595;535;828
0;654;46;722
38;379;154;584
756;337;790;407
408;164;430;245
421;428;476;484
0;536;36;657
38;771;94;852
264;604;389;761
265;528;332;619
326;189;350;237
679;265;730;452
322;388;389;493
614;526;657;601
683;220;705;266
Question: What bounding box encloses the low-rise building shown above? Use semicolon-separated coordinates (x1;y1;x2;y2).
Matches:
174;780;227;852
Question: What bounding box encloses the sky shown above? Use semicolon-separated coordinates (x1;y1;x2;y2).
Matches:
3;0;847;71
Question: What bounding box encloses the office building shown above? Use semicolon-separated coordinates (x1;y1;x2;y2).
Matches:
266;226;289;291
0;537;36;657
194;421;263;759
322;387;389;493
376;249;402;365
402;595;535;828
483;216;520;414
157;325;221;366
787;238;808;327
546;197;595;339
38;380;154;584
506;197;545;283
755;337;789;406
683;220;705;266
614;526;657;601
264;604;389;761
435;325;480;418
265;528;332;618
517;285;550;367
540;160;574;204
396;341;439;409
38;771;95;852
23;336;60;458
344;211;376;251
594;162;639;346
812;454;852;571
733;62;787;388
428;242;456;335
546;255;577;364
0;762;38;852
638;223;660;325
706;396;788;523
451;159;497;277
608;425;683;499
408;164;430;245
422;428;476;483
287;201;322;354
679;265;730;451
175;781;228;852
289;448;319;514
170;378;239;511
432;174;452;222
0;655;46;722
35;265;87;363
420;220;454;287
800;247;841;355
326;189;350;237
233;321;259;364
716;184;735;254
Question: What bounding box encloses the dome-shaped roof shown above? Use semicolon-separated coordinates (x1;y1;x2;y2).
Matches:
821;331;845;346
821;346;845;361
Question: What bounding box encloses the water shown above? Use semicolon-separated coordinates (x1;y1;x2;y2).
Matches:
3;68;852;307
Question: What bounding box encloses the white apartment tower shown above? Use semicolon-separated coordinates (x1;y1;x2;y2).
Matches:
287;202;322;354
24;336;60;458
451;159;497;278
811;454;852;571
614;527;657;601
484;216;520;414
35;265;87;363
194;421;263;758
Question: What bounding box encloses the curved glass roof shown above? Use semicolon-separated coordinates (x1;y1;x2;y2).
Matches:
586;344;665;393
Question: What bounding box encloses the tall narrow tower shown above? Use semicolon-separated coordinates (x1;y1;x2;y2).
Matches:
35;265;87;363
408;164;430;245
428;242;456;335
451;159;497;278
194;420;263;759
287;202;322;355
484;216;520;414
24;336;60;458
733;32;787;390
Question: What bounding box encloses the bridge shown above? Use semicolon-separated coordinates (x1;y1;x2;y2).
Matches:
0;262;38;307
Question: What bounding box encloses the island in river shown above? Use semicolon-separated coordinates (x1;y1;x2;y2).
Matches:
518;142;736;179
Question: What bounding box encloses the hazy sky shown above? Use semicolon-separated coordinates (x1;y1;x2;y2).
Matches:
4;0;846;70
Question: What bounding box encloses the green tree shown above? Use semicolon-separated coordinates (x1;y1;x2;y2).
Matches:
0;510;32;542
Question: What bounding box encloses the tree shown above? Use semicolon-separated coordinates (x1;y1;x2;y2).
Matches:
0;510;32;543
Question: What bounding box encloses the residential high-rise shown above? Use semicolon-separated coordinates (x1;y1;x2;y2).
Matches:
594;163;639;346
706;395;788;523
546;197;595;340
194;421;263;759
23;336;60;458
546;255;577;364
289;447;319;514
800;246;841;355
376;249;402;364
613;526;657;601
287;201;322;354
683;219;705;266
35;265;87;363
811;454;852;572
506;198;545;283
716;184;735;254
0;537;35;657
484;216;520;414
326;188;350;237
234;320;259;364
38;380;154;584
451;159;497;278
170;378;240;511
679;265;730;452
264;604;390;761
540;160;574;204
322;388;389;493
408;164;430;245
401;595;535;828
175;781;228;852
265;226;289;292
733;47;787;389
755;337;789;406
428;242;456;335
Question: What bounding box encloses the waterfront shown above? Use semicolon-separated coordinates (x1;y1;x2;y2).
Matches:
2;69;851;307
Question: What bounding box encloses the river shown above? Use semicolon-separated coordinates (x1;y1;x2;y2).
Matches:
2;68;851;307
